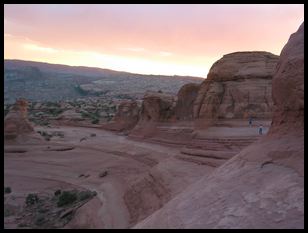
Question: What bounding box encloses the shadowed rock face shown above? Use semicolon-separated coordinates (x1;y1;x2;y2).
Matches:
174;83;200;120
135;23;304;229
270;23;304;135
102;100;140;132
140;92;176;122
194;52;279;121
4;99;34;140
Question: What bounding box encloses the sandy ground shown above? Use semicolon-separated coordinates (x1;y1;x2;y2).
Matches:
4;121;270;229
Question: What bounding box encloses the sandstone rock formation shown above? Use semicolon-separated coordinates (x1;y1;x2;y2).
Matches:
102;100;140;132
194;52;279;124
4;99;34;140
135;23;304;229
174;83;199;120
55;110;85;125
270;23;304;135
139;91;176;122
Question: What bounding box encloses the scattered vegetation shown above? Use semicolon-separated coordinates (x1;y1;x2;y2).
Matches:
91;118;99;124
77;190;93;201
74;85;89;96
4;207;14;217
57;190;78;207
54;190;62;196
12;189;97;229
90;133;96;137
26;193;39;206
48;108;63;117
81;110;100;124
34;214;45;226
37;130;52;141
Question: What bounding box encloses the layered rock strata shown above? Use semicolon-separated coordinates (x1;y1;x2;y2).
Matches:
135;22;304;229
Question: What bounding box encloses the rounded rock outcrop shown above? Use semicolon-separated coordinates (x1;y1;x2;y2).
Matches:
194;51;279;121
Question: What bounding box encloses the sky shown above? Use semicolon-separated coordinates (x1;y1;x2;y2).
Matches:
4;4;304;78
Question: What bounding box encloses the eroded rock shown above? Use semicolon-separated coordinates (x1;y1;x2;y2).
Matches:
4;99;35;140
135;23;304;229
194;52;279;122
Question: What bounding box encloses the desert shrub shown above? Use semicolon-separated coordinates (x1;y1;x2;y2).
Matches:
4;207;13;217
4;187;11;194
34;214;45;226
54;189;61;196
48;108;63;116
90;133;96;137
37;131;52;141
57;191;77;207
18;223;28;227
26;193;39;206
77;190;93;201
91;118;99;124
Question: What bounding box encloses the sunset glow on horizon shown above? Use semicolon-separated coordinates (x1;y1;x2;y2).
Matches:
4;4;304;78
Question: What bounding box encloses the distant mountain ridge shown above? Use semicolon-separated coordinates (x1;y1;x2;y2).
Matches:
4;59;204;79
4;59;204;104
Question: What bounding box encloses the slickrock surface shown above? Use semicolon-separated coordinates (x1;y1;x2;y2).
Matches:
134;23;304;229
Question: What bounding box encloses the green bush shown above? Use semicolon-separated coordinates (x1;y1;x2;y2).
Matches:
4;207;13;217
91;118;99;124
54;189;61;196
4;187;11;194
34;214;45;226
77;191;93;201
26;193;39;206
57;191;77;207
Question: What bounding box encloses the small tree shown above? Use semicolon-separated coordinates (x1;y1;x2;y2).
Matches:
26;193;39;206
57;191;77;207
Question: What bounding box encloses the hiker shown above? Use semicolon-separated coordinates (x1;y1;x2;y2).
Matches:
249;117;252;127
259;124;263;135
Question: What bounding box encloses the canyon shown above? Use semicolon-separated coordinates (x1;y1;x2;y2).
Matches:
4;22;304;229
